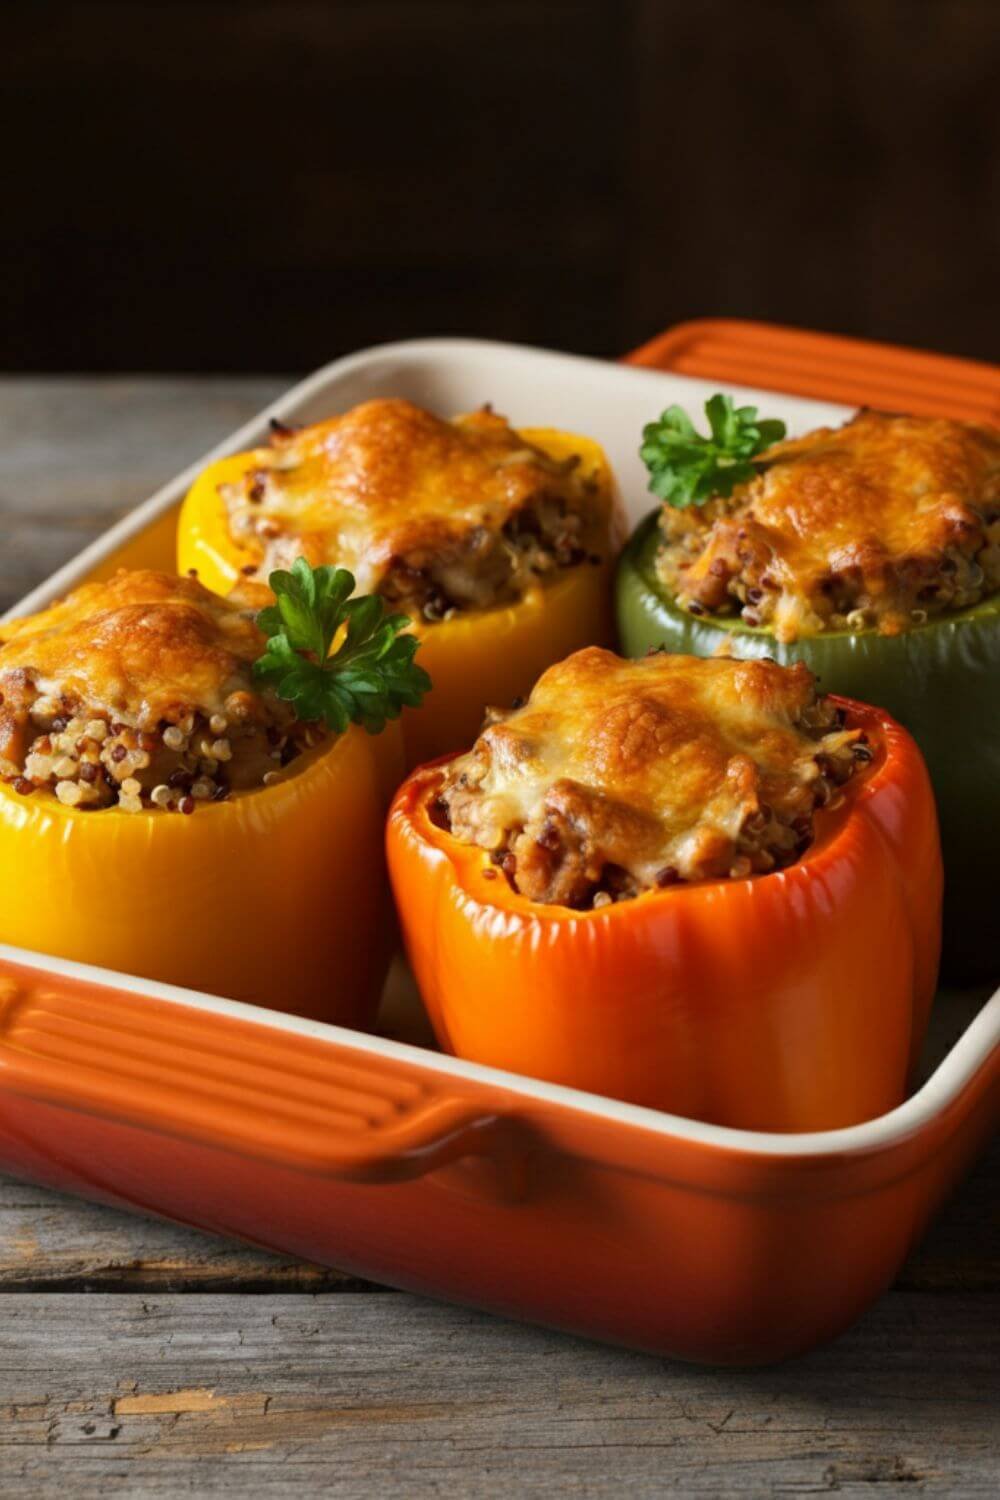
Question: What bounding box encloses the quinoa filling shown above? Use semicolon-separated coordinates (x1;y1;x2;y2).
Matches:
435;688;870;909
0;680;322;813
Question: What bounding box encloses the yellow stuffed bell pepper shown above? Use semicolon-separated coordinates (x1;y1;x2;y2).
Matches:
0;565;420;1021
177;400;625;766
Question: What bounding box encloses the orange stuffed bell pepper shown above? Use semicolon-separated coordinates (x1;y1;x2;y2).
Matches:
0;562;424;1021
177;399;624;767
388;647;942;1132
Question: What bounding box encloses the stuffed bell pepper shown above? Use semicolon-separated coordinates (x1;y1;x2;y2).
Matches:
616;400;1000;981
388;646;941;1131
0;563;426;1020
178;399;624;767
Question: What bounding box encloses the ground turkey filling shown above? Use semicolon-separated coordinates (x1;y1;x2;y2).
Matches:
656;411;1000;641
435;650;871;909
221;403;606;622
374;492;596;622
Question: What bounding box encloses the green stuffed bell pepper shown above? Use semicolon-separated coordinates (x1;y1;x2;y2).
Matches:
616;397;1000;982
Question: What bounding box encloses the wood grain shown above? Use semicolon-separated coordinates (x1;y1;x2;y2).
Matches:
0;1177;364;1294
1;1293;998;1497
0;377;283;612
0;377;997;1495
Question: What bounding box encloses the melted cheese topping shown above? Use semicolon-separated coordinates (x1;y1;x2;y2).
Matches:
0;570;266;729
439;647;862;904
657;410;1000;640
222;400;610;615
0;571;307;811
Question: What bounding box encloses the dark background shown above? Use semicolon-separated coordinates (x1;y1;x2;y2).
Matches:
5;0;998;372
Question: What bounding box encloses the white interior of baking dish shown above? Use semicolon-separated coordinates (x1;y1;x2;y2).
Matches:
4;338;998;1158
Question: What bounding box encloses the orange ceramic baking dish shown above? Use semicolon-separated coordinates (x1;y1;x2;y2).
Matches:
0;328;996;1366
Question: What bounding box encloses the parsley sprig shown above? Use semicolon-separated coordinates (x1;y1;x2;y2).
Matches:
253;558;431;734
640;393;786;509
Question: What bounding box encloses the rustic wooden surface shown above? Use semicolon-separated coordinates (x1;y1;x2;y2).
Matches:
0;379;997;1496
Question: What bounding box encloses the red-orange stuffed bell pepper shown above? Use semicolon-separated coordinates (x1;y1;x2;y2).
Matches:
387;647;942;1131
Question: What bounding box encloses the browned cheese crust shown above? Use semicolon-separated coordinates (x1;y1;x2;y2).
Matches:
657;410;1000;640
0;569;318;811
437;647;868;907
222;400;610;617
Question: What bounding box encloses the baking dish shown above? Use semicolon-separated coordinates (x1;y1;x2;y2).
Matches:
0;329;996;1365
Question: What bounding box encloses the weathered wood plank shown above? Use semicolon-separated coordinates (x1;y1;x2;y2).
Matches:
0;376;284;611
0;1292;997;1497
0;1176;369;1293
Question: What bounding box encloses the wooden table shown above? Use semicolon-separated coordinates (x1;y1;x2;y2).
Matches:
0;379;997;1497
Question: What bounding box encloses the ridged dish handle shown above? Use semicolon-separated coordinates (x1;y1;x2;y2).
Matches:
625;317;1000;423
0;964;527;1183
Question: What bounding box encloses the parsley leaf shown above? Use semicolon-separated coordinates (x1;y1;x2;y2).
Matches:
640;393;786;508
253;557;431;735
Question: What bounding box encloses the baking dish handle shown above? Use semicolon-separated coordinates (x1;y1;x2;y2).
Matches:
0;964;529;1184
265;1097;528;1183
624;317;1000;423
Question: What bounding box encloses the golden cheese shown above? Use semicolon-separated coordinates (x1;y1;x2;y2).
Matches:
439;647;861;904
658;410;1000;639
0;571;303;811
0;569;266;730
221;400;610;614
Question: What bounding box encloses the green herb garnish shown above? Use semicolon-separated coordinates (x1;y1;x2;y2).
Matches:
253;557;431;734
640;393;786;509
